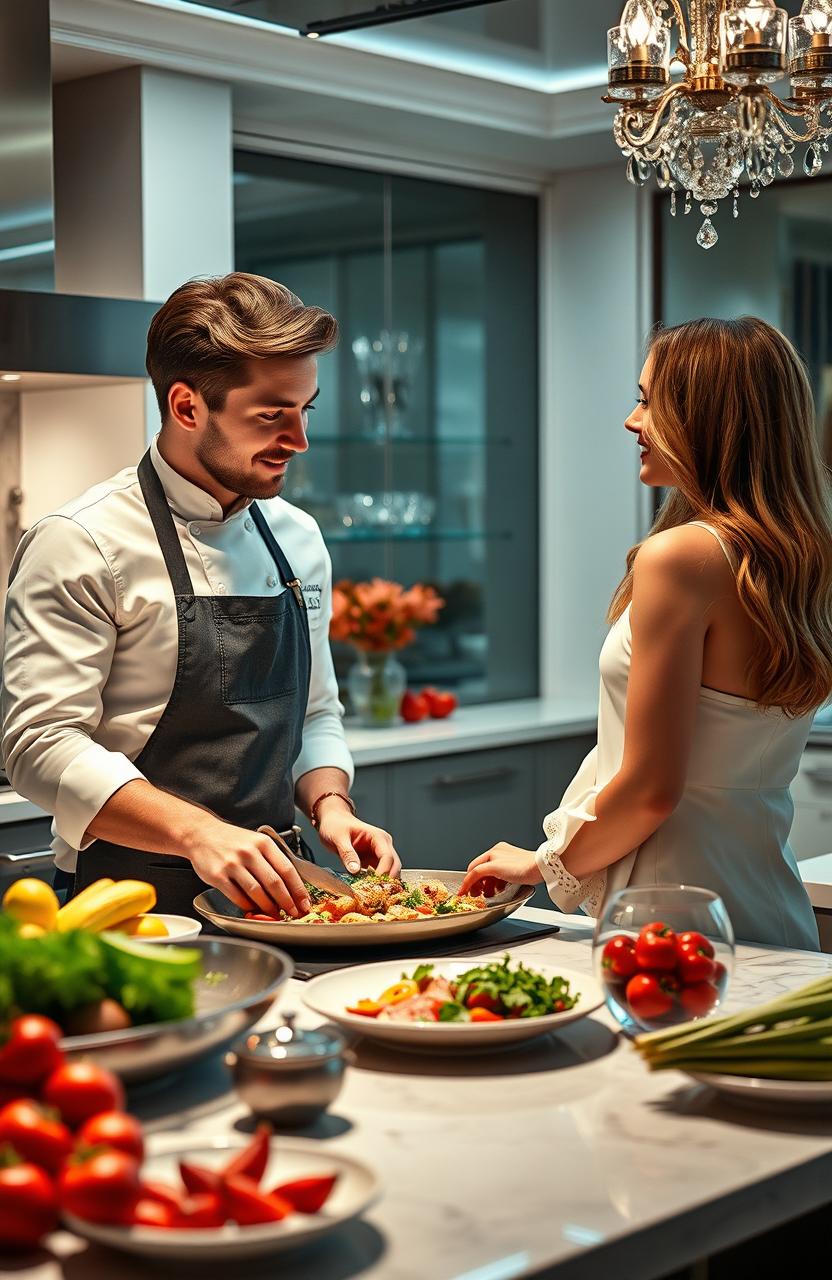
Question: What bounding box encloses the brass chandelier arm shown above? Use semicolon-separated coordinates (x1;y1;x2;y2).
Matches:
617;83;690;150
759;86;825;143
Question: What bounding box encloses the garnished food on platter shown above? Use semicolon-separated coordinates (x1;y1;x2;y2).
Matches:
242;870;488;925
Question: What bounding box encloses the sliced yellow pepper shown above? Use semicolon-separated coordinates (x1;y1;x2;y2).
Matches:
377;979;419;1006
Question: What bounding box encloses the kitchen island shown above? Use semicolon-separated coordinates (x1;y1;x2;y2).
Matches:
19;908;832;1280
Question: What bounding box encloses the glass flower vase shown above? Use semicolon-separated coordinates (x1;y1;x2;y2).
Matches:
347;651;406;727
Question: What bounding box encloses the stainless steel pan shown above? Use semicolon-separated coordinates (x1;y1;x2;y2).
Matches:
194;870;535;948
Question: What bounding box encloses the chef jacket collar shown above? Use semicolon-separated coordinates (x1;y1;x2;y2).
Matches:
150;434;254;525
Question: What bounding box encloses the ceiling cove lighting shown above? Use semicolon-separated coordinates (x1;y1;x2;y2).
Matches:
605;1;832;247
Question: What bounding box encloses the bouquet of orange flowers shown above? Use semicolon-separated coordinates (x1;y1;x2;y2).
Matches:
330;578;444;652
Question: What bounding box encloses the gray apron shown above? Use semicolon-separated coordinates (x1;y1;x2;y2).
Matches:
72;450;312;918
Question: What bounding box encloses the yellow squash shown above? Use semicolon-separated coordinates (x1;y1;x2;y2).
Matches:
56;879;156;933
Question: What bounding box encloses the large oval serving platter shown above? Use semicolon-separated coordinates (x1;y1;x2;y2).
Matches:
194;869;535;948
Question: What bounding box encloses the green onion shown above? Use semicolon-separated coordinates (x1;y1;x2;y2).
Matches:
634;976;832;1080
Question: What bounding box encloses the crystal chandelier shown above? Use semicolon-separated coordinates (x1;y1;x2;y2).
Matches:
605;1;832;247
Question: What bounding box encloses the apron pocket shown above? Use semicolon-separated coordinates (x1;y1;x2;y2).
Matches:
213;601;299;705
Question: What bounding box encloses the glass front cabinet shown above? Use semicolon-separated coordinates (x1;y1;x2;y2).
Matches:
234;152;539;705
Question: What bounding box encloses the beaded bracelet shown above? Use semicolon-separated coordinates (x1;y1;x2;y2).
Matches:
310;791;357;829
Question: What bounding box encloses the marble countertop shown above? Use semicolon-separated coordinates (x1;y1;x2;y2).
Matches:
23;908;832;1280
346;696;598;767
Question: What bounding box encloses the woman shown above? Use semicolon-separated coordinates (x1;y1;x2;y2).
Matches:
461;317;832;950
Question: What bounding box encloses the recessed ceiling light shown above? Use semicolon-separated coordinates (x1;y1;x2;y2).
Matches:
1;373;21;382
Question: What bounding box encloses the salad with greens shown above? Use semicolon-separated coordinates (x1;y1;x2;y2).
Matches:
0;912;203;1032
346;954;580;1023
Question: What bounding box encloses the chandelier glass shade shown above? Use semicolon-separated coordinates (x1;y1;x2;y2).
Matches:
605;1;832;247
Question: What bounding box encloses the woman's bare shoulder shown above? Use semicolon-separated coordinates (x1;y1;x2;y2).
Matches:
634;525;730;595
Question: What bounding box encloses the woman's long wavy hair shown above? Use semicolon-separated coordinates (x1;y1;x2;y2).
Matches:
608;316;832;717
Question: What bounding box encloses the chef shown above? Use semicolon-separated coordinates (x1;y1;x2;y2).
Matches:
1;272;400;918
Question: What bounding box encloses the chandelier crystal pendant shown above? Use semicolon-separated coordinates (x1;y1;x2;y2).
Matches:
605;1;832;247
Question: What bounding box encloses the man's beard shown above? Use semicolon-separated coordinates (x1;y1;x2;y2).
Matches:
196;414;287;500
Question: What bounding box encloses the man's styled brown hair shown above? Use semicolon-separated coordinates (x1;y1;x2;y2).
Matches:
146;272;339;418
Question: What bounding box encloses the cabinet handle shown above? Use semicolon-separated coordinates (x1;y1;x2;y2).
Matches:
805;768;832;786
432;767;515;789
0;850;54;864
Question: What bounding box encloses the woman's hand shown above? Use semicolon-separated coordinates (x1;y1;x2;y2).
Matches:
459;842;543;896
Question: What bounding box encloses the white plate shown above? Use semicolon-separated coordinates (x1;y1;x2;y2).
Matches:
63;1133;379;1261
686;1070;832;1110
303;957;604;1050
113;914;202;943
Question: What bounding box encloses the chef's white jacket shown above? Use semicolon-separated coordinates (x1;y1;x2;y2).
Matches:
1;436;353;872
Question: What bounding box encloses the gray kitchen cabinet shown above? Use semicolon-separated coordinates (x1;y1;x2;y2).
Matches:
388;745;539;871
535;734;597;824
308;734;597;912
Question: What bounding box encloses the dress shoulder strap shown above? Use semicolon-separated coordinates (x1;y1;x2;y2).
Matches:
687;520;737;573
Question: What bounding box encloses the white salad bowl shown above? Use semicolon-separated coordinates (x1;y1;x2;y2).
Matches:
302;957;604;1050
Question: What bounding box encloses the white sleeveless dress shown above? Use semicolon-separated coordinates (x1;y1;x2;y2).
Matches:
537;522;821;951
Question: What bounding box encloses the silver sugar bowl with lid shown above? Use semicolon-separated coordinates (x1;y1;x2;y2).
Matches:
225;1012;352;1125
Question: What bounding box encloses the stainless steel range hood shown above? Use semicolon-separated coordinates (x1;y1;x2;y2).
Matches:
0;1;156;379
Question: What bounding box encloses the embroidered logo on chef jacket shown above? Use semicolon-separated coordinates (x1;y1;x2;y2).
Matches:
303;583;323;615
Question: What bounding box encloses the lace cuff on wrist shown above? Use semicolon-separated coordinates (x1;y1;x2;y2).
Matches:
534;800;606;916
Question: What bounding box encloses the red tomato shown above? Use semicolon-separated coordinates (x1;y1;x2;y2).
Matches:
676;942;716;985
58;1149;141;1224
0;1159;59;1248
601;935;638;981
272;1174;337;1214
625;973;676;1020
0;1015;63;1086
178;1160;222;1196
0;1100;73;1175
712;959;728;986
476;876;507;898
43;1062;124;1129
469;1007;504;1022
224;1174;292;1226
680;982;719;1017
222;1125;270;1185
141;1180;184;1214
77;1111;144;1162
130;1197;179;1229
177;1191;226;1228
466;990;503;1013
422;689;458;719
634;925;678;972
400;691;430;723
676;930;715;959
639;920;670;937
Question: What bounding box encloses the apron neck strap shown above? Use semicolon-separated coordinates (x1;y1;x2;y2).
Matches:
138;451;195;597
249;502;300;592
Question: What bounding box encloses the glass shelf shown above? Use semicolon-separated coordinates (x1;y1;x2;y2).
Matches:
324;527;508;544
309;435;510;447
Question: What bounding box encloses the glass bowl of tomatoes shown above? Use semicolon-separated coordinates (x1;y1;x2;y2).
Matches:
592;885;735;1035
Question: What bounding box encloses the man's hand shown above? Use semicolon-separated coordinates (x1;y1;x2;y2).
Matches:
315;801;401;878
459;842;543;897
184;820;313;917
